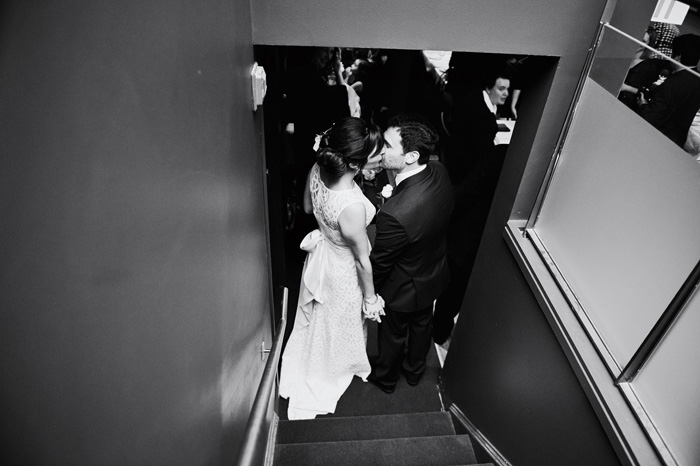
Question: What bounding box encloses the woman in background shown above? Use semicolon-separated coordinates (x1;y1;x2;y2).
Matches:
618;22;678;110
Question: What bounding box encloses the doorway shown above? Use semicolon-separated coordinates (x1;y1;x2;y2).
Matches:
254;45;556;349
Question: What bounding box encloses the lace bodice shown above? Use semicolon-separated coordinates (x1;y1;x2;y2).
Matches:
309;164;376;247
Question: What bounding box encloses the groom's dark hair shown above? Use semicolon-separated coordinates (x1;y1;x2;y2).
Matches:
387;113;439;165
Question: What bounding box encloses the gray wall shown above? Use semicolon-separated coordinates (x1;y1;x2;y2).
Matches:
251;0;653;464
443;3;658;466
0;1;271;464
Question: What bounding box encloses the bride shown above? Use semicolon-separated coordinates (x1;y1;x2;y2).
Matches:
279;116;386;420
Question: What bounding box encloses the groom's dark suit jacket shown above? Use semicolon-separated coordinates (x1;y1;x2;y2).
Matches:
371;162;455;312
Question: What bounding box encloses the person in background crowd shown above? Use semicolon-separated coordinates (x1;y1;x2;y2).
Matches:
433;68;511;345
639;34;700;148
443;68;511;185
618;22;678;110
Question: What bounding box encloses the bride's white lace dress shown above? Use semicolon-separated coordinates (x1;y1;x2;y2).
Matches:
279;163;374;420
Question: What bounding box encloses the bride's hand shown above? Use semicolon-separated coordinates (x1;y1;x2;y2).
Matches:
363;294;385;322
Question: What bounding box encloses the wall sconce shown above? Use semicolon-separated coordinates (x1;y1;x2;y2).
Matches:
251;62;267;111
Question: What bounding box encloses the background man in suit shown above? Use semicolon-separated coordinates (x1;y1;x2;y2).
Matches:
369;114;454;394
433;69;511;345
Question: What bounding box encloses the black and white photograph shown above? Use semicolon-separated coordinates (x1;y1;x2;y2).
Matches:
2;1;700;465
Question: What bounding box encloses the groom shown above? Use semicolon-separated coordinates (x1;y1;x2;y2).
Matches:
369;114;454;393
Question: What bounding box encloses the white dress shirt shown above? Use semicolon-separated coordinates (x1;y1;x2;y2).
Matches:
482;90;497;114
395;164;427;186
483;90;499;145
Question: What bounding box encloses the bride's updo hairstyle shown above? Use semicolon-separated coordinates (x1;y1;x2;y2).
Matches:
315;117;384;180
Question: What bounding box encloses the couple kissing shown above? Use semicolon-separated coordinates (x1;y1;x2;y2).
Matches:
279;113;454;420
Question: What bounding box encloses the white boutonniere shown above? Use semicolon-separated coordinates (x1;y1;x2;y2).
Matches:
313;134;322;152
375;183;393;208
381;184;393;200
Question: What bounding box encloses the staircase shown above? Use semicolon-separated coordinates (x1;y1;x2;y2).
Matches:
274;410;493;466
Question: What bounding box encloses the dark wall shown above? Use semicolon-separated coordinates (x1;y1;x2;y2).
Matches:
250;0;656;464
0;1;271;464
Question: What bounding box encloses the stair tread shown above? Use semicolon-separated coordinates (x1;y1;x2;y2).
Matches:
278;411;456;444
274;434;476;466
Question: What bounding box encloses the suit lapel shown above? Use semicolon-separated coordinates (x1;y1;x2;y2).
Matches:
392;164;432;197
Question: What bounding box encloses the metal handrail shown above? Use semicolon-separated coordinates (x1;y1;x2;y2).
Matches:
617;258;700;384
234;288;288;466
525;20;606;230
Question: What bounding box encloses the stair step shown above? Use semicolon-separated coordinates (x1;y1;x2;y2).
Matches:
277;411;456;444
274;434;476;466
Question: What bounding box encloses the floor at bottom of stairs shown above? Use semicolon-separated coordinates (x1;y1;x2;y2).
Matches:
278;321;444;420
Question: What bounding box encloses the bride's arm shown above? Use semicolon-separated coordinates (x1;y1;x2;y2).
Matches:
303;167;313;214
338;203;376;301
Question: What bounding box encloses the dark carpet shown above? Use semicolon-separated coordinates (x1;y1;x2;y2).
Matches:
278;319;444;420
